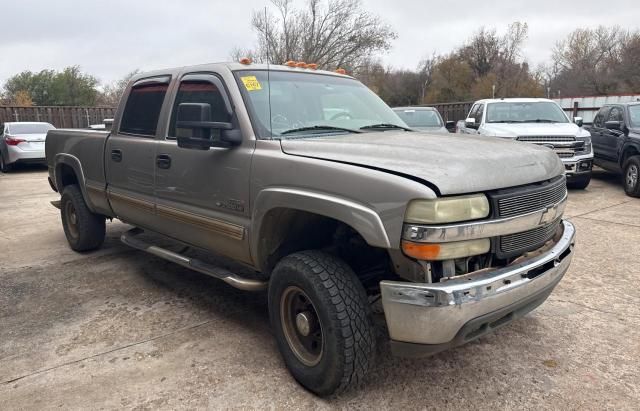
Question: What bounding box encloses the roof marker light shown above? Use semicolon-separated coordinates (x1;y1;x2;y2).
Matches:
239;57;252;65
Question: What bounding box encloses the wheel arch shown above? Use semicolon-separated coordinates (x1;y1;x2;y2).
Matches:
251;188;392;274
620;143;640;167
54;153;95;212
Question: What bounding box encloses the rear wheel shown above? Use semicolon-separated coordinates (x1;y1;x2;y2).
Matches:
623;156;640;197
268;250;376;396
567;173;591;190
61;185;106;251
0;152;11;173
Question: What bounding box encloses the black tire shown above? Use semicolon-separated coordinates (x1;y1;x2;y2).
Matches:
567;173;591;190
268;250;376;396
622;156;640;197
0;152;11;173
60;185;106;251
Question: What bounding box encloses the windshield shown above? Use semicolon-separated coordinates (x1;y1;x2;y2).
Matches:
486;102;569;123
8;123;55;134
629;105;640;128
393;109;443;127
235;70;407;138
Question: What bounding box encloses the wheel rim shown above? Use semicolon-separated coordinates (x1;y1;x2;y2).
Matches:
627;164;639;189
64;200;79;239
280;286;324;367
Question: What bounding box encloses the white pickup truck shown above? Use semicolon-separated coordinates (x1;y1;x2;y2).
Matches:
458;98;594;189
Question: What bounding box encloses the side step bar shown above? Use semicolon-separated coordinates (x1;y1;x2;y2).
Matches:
121;228;267;292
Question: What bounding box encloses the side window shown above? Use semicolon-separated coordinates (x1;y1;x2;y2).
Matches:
120;82;169;136
168;78;231;140
468;104;478;120
593;107;609;128
475;104;485;123
607;106;623;122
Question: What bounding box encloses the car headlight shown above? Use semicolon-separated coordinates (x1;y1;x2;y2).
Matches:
577;136;592;153
405;194;490;224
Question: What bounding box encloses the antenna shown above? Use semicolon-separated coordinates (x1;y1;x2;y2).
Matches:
265;6;273;140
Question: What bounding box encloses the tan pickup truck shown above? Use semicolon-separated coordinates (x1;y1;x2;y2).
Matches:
46;61;575;395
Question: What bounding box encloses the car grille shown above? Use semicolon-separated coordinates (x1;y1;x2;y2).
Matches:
516;136;576;143
556;151;575;158
499;218;561;255
495;176;567;218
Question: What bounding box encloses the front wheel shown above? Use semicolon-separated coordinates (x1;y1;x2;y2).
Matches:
268;251;376;396
567;173;591;190
623;156;640;197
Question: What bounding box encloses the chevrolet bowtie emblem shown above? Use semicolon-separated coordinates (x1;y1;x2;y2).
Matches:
539;204;558;225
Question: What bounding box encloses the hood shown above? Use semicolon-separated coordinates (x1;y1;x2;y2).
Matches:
8;133;48;142
280;132;563;195
482;122;582;138
412;126;449;134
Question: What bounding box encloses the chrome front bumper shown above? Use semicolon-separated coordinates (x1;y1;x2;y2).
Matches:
381;220;575;352
562;153;593;177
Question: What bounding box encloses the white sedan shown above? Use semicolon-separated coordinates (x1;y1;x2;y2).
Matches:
0;122;55;172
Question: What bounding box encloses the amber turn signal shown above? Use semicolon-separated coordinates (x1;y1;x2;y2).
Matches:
402;239;490;261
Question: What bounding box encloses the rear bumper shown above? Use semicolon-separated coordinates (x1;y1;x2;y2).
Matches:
380;220;575;356
6;145;45;164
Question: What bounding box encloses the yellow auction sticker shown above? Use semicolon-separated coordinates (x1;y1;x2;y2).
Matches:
241;76;262;91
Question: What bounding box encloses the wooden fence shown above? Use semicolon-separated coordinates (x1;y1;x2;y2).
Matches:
421;101;473;122
0;106;116;129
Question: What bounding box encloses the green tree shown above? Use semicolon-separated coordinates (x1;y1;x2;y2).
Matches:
2;66;98;106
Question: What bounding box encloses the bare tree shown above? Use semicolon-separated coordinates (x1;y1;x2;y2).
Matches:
97;70;140;107
239;0;396;72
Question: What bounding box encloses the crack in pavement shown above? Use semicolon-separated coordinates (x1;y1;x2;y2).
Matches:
1;319;214;386
573;215;640;229
568;199;633;219
549;297;640;321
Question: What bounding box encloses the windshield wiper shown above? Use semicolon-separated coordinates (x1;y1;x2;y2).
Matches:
360;123;413;131
523;119;560;123
487;120;526;123
280;125;361;135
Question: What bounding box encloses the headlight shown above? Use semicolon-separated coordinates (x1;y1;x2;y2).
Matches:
578;136;592;153
405;194;490;224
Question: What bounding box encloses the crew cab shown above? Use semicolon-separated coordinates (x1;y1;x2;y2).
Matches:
585;102;640;196
46;62;575;396
458;98;594;189
392;106;455;133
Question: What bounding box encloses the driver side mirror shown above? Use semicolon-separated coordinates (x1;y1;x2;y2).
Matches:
605;120;622;131
573;117;583;127
175;103;240;150
445;121;456;133
465;117;477;129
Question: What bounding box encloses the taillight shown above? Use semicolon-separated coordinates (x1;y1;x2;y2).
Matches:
5;137;25;146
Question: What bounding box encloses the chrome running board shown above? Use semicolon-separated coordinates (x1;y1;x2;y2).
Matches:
120;228;267;292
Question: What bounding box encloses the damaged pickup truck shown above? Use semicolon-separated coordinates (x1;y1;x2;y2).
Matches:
46;61;575;396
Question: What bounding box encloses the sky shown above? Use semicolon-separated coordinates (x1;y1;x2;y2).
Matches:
2;0;639;87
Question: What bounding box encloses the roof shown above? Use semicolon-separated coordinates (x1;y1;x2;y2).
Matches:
392;106;438;111
602;102;640;107
4;121;53;125
475;98;556;104
129;61;353;83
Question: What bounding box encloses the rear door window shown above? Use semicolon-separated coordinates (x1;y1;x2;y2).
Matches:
120;80;169;136
607;106;623;122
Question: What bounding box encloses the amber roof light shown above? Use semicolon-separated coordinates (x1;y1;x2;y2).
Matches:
239;57;252;65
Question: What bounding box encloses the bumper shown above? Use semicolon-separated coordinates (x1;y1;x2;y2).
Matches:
6;145;45;164
380;220;575;356
562;153;593;177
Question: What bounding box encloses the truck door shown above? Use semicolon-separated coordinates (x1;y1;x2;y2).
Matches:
153;72;255;265
590;107;609;159
105;76;171;229
602;106;625;162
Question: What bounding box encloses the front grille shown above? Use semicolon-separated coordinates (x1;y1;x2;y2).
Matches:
495;176;567;218
499;218;561;255
517;136;576;143
556;151;575;158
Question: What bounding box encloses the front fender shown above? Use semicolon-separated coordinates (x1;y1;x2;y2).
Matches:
251;187;392;268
